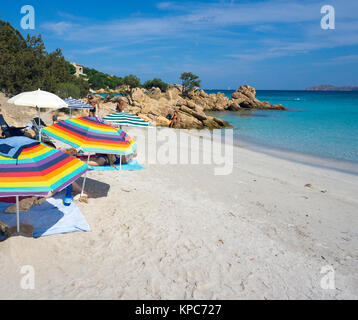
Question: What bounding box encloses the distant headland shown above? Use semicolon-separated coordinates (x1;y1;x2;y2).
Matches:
306;85;358;91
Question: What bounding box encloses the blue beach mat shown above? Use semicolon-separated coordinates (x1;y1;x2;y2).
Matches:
89;160;146;171
0;191;90;240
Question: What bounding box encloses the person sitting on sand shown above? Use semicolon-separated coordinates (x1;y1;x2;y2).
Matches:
87;93;100;117
46;140;136;169
85;153;137;167
116;98;126;113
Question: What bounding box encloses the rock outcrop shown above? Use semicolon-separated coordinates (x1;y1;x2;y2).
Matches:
0;84;286;131
95;84;286;129
229;85;286;110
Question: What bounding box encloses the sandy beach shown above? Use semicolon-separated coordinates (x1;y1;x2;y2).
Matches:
0;128;357;300
1;0;358;303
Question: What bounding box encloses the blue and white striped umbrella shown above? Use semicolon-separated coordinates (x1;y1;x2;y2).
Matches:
103;112;153;128
64;97;92;109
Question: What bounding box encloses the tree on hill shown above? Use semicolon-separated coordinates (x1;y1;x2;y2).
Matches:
122;74;141;89
180;72;201;95
143;78;169;92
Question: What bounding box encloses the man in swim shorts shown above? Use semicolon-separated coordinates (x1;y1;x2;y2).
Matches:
87;93;100;117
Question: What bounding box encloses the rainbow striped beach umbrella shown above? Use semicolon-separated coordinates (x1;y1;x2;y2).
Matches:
0;137;88;233
42;117;136;197
41;117;136;155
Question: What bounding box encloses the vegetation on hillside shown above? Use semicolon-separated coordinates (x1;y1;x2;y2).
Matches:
0;20;203;99
83;67;124;90
82;69;145;92
0;20;89;98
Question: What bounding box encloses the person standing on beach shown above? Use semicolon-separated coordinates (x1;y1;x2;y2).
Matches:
87;93;100;117
116;98;126;113
169;111;179;128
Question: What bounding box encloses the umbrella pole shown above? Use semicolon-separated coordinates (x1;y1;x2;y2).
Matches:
16;196;20;233
38;107;42;142
120;155;122;171
80;154;90;198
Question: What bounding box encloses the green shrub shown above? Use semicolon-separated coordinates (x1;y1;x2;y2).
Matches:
180;72;201;95
143;78;169;92
122;74;141;89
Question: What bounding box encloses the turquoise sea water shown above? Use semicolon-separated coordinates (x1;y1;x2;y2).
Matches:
207;90;358;169
101;90;358;170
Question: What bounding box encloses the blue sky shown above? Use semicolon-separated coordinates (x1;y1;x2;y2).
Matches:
1;0;358;89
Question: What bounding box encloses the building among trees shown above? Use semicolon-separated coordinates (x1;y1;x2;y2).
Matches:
70;62;85;78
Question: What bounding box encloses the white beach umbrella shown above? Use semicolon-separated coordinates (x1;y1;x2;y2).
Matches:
7;89;68;141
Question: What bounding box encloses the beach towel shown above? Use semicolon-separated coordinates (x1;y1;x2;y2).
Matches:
0;191;90;241
0;136;38;159
89;160;146;171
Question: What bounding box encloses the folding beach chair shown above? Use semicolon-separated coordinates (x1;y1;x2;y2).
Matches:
0;114;26;138
32;117;47;127
31;117;55;145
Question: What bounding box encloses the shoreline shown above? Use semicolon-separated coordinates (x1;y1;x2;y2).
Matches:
186;127;358;176
232;134;358;176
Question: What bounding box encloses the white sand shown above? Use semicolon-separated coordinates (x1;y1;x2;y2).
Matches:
0;127;357;300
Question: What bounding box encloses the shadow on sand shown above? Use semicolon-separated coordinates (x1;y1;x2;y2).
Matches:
76;177;111;199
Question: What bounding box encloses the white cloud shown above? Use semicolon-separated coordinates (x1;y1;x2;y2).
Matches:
42;1;322;41
41;0;358;61
332;55;358;63
42;21;74;36
78;46;112;55
226;51;289;61
313;54;358;66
